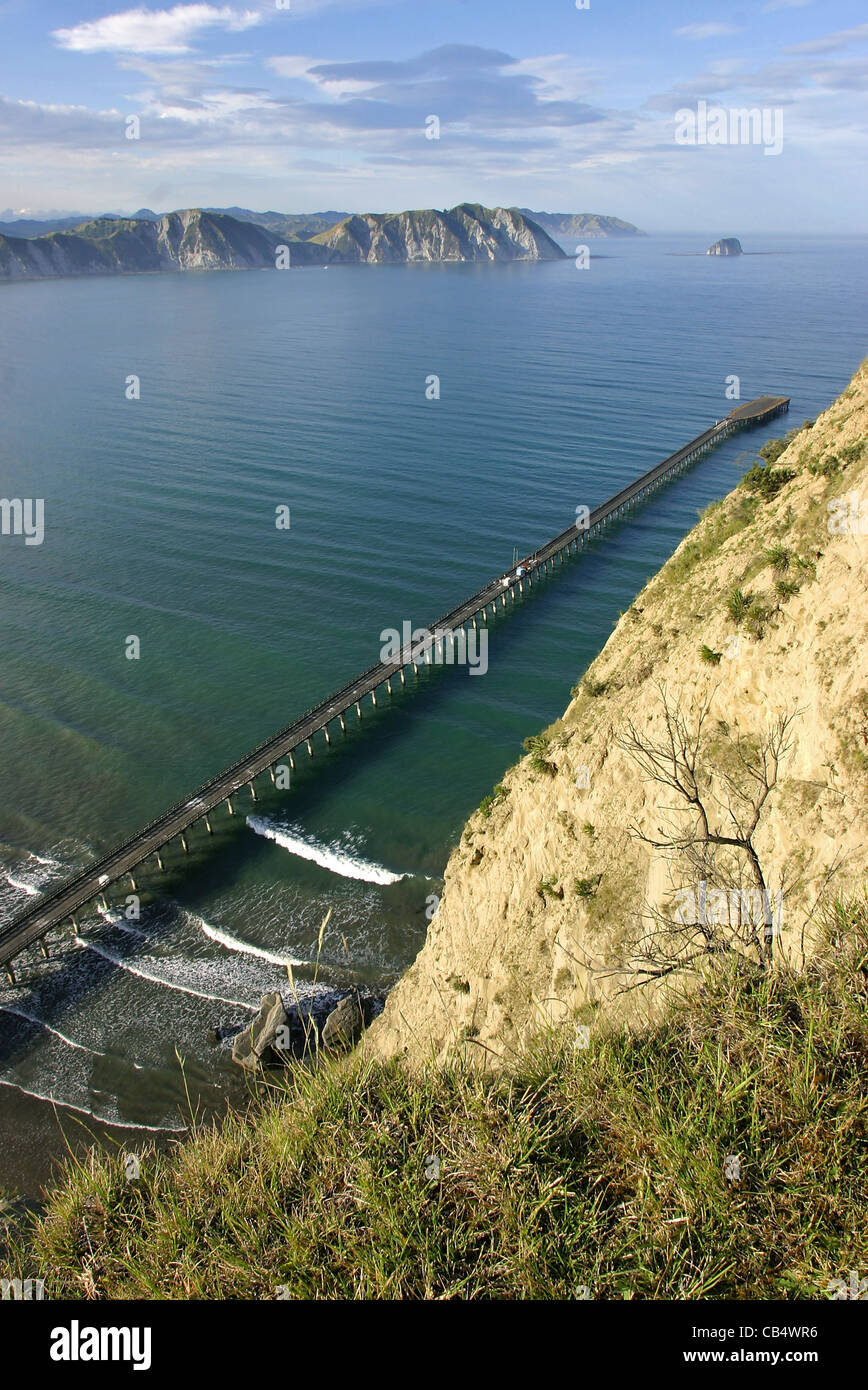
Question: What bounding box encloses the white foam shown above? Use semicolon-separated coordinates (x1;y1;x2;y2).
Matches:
5;874;39;896
0;1077;188;1133
246;816;406;885
0;1005;101;1055
197;918;308;968
73;935;254;1009
96;904;145;937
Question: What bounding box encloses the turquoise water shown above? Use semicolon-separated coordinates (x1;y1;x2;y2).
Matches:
1;233;866;1191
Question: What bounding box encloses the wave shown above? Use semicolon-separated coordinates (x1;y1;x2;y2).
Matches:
27;850;64;870
246;816;407;885
73;935;254;1009
0;1077;189;1133
96;904;146;938
0;1005;103;1055
5;874;39;896
197;918;308;968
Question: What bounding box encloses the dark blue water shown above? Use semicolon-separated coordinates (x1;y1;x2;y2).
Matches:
1;233;865;1191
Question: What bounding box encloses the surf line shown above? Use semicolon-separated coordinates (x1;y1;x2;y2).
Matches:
246;816;407;885
196;917;308;968
72;935;255;1010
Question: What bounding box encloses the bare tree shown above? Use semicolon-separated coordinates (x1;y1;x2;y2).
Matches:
614;684;800;980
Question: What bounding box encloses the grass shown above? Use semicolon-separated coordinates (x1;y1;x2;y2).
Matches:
522;733;555;775
478;784;507;818
573;874;603;899
765;545;792;572
662;494;759;590
5;895;866;1301
726;588;753;626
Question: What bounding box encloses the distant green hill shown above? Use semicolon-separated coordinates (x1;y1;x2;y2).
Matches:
517;210;644;239
204;209;350;241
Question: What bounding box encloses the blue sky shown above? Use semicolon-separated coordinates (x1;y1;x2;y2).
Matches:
0;0;865;229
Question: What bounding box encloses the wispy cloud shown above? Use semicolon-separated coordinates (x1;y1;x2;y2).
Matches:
674;23;741;41
785;22;868;56
54;5;262;57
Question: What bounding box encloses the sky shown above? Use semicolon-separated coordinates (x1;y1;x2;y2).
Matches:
0;0;866;231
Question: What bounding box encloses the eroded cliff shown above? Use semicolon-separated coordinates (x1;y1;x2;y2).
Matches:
367;361;868;1066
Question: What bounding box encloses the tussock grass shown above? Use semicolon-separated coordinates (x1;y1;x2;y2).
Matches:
4;898;867;1301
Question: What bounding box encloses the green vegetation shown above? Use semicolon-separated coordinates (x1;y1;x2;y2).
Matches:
700;644;722;666
573;873;603;899
5;896;866;1300
663;493;759;589
808;456;843;478
584;677;608;697
807;440;865;478
745;600;773;639
478;784;507;818
741;461;796;500
765;545;792;571
523;733;556;775
775;578;801;601
723;586;774;638
537;875;563;899
725;588;753;626
756;427;805;468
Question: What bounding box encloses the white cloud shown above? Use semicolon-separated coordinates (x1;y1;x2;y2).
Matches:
785;22;868;56
500;54;597;103
54;5;262;57
266;54;375;100
674;24;741;40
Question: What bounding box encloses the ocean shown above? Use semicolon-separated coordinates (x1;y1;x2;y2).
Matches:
1;232;866;1193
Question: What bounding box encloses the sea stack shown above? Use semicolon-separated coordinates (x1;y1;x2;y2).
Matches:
707;237;743;256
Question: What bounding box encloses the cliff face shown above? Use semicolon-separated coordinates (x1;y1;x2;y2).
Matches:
367;361;868;1068
0;205;565;278
310;204;566;263
0;209;333;279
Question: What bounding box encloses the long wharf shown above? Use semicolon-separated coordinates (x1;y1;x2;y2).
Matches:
0;395;789;979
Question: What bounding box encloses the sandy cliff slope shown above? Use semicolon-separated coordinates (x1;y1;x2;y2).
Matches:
367;359;868;1067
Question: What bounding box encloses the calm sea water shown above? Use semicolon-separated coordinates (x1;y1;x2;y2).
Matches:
1;233;866;1193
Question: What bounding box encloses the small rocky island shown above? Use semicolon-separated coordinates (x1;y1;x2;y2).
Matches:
707;237;743;256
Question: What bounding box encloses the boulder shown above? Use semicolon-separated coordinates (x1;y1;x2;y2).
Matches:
321;993;371;1054
707;237;743;256
231;992;290;1072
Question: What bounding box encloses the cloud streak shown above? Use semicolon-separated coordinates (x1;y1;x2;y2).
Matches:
54;4;262;57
